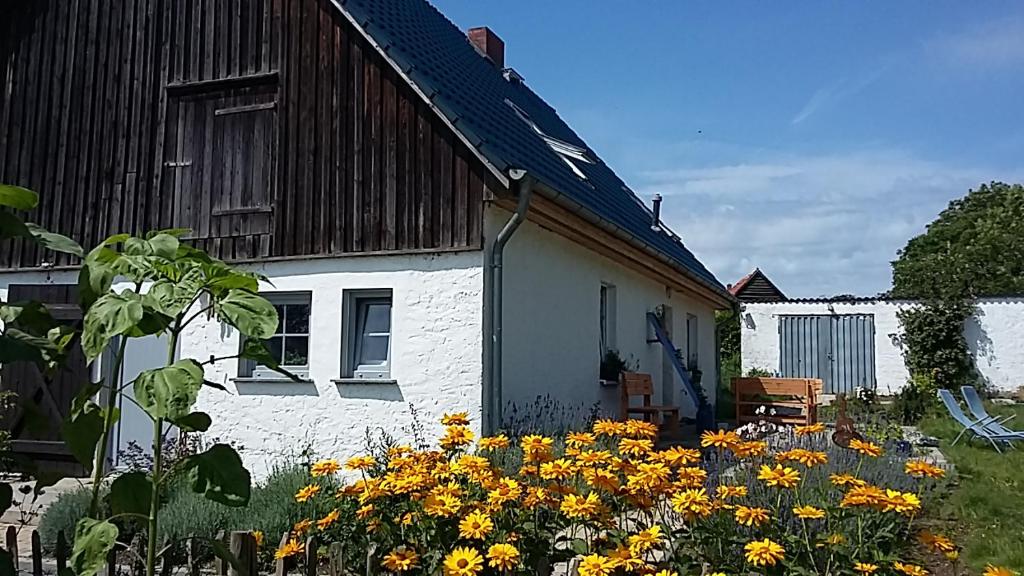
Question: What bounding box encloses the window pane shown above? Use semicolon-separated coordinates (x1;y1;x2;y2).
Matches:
273;306;285;334
359;334;389;365
266;336;283;363
283;336;309;366
285;303;310;334
363;303;391;333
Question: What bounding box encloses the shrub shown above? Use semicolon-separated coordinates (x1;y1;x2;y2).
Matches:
890;373;939;425
275;413;955;576
39;484;110;552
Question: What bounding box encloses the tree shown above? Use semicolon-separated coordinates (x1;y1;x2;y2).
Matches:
891;181;1024;300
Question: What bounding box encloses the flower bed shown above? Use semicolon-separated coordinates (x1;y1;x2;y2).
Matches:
273;414;1009;576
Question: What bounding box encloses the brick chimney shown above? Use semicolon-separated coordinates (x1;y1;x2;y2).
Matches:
468;27;504;69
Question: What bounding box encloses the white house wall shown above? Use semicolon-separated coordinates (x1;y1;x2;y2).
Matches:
488;206;719;425
741;298;1024;395
0;252;484;478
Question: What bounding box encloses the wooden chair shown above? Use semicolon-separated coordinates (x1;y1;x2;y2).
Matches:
732;377;823;426
619;372;680;435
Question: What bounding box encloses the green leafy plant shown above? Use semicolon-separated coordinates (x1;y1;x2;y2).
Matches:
59;229;300;576
599;349;628;381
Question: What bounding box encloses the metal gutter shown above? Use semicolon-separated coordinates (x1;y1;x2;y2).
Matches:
482;169;533;434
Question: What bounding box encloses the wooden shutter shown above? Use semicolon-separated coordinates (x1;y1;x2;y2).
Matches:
165;87;277;240
1;285;89;476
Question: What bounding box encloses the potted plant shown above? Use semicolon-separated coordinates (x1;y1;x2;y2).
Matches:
599;349;627;385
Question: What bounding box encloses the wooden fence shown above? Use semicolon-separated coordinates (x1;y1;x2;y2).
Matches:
2;526;349;576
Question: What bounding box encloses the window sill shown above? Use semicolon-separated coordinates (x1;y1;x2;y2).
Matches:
332;378;398;386
232;377;313;385
599;378;619;387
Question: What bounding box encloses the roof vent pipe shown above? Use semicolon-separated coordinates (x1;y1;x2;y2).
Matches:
651;194;663;231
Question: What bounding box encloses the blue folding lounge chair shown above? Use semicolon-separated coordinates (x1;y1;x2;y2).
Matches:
961;385;1024;441
937;389;1020;453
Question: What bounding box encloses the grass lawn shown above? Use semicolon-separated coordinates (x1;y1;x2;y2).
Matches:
918;402;1024;572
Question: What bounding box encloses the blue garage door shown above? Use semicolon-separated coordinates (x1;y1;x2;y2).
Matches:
779;314;876;394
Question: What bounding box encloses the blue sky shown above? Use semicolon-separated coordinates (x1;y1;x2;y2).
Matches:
433;1;1024;297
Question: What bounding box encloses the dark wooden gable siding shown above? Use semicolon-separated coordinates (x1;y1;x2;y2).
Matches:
734;272;786;303
0;0;490;269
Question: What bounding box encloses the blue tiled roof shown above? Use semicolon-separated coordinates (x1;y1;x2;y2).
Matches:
337;0;728;296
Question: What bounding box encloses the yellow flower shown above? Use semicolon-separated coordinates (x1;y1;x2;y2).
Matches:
443;547;484;576
734;506;770;527
652;446;701;467
744;538;785;567
295;521;312;537
274;538;305;560
592;419;627;437
477;434;510;451
440;426;475;450
701;429;739;449
670;488;713;520
458;510;494;540
653;571;678;576
777;448;828;467
849;438;883;457
830;473;866;487
311;459;340;476
925;533;956;554
441;412;470;426
577;554;617;576
983;565;1016;576
567;431;597;448
626;461;671;491
382;547;420;572
675;466;709;488
757;464;800;489
250;530;263;547
561;492;601;519
627;525;663;554
576;449;614;466
346;455;376;470
840;485;887;508
820;533;846;547
606;543;646;572
882;490;921;515
716;485;747;499
794;422;826;435
893;561;929;576
583;467;620;492
792;505;826;520
424;492;462;517
356;504;374;519
316;509;340;530
540;458;577;481
487;478;523;505
295;484;321;503
854;562;879;574
905;459;945;479
520;434;554;455
486;543;520;571
732;440;768;458
618;437;654;457
623;419;659;439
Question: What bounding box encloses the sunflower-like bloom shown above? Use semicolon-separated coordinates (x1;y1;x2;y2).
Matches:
893;561;929;576
744;538;785;567
715;484;747;499
561;492;601;519
853;562;879;574
983;565;1016;576
440;426;475;450
626;525;663;555
792;505;826;520
583;467;620;492
274;537;305;560
520;434;554;455
849;438;883;457
539;458;577;481
700;429;739;449
592;419;627;437
904;459;945;479
652;446;701;467
577;554;617;576
316;509;340;530
777;448;828;467
675;466;709;488
840;484;887;508
829;473;866;488
734;505;770;527
477;434;510;451
732;440;768;458
311;459;340;477
443;547;484;576
486;543;520;571
382;547;420;572
566;431;597;448
882;490;921;515
458;510;494;540
757;464;800;489
618;437;654;457
293;519;312;534
345;455;376;470
441;412;470;426
295;483;321;503
670;488;712;520
423;492;462;517
794;422;826;435
623;419;659;440
487;478;522;506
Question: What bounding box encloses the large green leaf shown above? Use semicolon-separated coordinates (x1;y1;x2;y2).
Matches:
172;411;212;432
217;289;277;339
60;383;111;470
81;291;144;360
239;340;304;382
70;518;118;576
183;444;251;507
0;211;30;240
108;471;152;516
0;184;38;210
25;223;84;257
133;359;204;421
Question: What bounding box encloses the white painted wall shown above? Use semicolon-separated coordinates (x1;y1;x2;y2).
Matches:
0;252;484;478
490;207;720;425
741;298;1024;395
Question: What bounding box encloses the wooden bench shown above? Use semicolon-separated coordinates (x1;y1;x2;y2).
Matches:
732;377;823;426
619;372;680;435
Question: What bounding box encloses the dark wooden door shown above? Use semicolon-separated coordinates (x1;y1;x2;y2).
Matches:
1;284;89;476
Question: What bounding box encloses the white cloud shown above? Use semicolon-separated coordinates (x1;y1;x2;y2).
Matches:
638;150;1021;298
791;66;888;125
927;16;1024;69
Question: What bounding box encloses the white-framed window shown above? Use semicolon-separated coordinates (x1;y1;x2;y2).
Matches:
342;289;393;379
599;283;617;356
239;292;311;379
